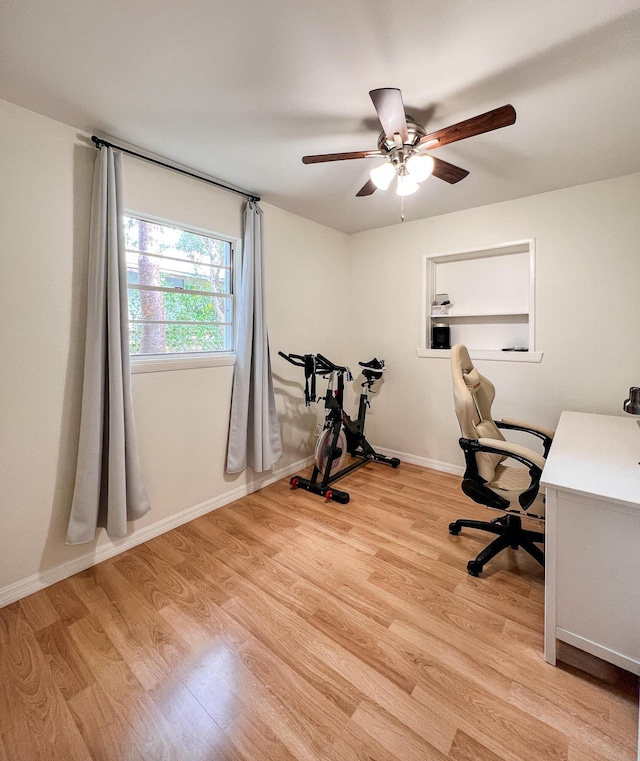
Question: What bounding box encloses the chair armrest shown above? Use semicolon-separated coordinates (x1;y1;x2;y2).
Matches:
499;418;554;440
497;418;554;457
459;437;545;511
476;438;546;471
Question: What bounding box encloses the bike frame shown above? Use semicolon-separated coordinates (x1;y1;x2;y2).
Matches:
279;351;400;503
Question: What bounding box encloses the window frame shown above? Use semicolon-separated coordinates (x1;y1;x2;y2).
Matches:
123;210;241;374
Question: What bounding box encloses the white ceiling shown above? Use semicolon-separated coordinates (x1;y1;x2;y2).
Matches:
2;0;639;234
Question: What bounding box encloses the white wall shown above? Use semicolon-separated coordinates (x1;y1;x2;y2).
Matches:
348;173;640;469
0;100;95;597
0;98;349;601
262;204;352;460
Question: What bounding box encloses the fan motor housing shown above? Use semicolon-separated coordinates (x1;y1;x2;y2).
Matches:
377;117;426;155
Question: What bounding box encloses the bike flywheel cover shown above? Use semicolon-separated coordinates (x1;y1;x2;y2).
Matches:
315;429;347;476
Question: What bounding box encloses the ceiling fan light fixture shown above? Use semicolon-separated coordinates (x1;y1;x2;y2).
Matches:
396;173;419;197
301;89;516;205
406;154;435;182
369;161;396;190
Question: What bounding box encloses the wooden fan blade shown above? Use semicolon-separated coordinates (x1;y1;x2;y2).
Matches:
431;157;469;184
356;179;377;197
419;104;516;149
302;150;380;164
369;88;409;143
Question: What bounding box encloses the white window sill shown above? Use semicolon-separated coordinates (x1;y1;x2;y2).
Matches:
131;352;236;374
416;348;543;363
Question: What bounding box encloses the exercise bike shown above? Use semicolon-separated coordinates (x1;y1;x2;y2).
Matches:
279;351;400;504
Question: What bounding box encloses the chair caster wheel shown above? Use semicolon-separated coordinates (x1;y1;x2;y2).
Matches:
467;561;482;577
449;522;461;535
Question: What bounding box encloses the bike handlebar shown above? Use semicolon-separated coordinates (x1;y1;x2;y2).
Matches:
278;351;349;376
278;351;307;367
315;353;348;374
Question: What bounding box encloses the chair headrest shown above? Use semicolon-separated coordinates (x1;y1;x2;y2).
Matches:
450;343;497;432
463;367;482;394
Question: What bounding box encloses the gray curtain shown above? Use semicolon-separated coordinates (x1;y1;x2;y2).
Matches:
226;201;282;473
67;146;150;544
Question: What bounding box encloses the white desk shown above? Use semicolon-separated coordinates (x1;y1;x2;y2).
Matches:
542;410;640;676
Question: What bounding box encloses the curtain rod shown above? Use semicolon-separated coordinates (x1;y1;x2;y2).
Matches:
91;135;260;203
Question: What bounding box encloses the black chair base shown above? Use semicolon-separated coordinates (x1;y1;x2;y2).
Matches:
448;513;544;576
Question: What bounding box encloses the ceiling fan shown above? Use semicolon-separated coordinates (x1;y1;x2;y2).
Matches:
302;88;516;198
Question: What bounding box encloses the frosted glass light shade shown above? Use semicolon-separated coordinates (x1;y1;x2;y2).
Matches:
396;173;419;196
406;154;435;182
369;162;396;190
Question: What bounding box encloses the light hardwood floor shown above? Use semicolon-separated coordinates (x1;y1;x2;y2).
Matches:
1;463;637;760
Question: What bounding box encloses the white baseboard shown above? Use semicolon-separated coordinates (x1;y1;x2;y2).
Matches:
0;455;314;609
373;445;464;477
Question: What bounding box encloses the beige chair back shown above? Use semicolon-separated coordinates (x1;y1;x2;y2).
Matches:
450;344;506;482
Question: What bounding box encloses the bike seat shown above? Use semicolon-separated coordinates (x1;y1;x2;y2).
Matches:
359;357;384;371
359;358;385;380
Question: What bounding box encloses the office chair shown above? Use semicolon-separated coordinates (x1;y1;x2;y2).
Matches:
449;344;554;576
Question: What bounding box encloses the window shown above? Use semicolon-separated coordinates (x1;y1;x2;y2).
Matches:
124;215;235;360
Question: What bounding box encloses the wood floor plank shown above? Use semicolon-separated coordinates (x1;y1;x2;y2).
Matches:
68;564;193;692
452;574;545;632
18;589;60;632
175;638;244;732
0;604;92;761
113;542;203;612
292;521;379;572
67;616;195;760
44;582;90;626
352;698;451;761
67;684;146;761
34;620;94;700
66;615;144;701
304;599;418;694
0;731;9;761
411;681;569;761
0;461;636;760
171;520;235;563
285;613;460;756
448;730;506;761
235;634;403;761
509;680;636;760
0;706;91;761
390;613;631;740
143;529;195;567
567;739;629;761
222;579;366;716
0;605;24;735
388;618;513;702
225;710;301;761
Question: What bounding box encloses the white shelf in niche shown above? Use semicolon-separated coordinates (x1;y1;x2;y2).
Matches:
430;311;529;319
422;239;541;361
416;347;543;362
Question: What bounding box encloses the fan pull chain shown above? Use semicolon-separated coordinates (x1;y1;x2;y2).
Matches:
400;195;405;222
